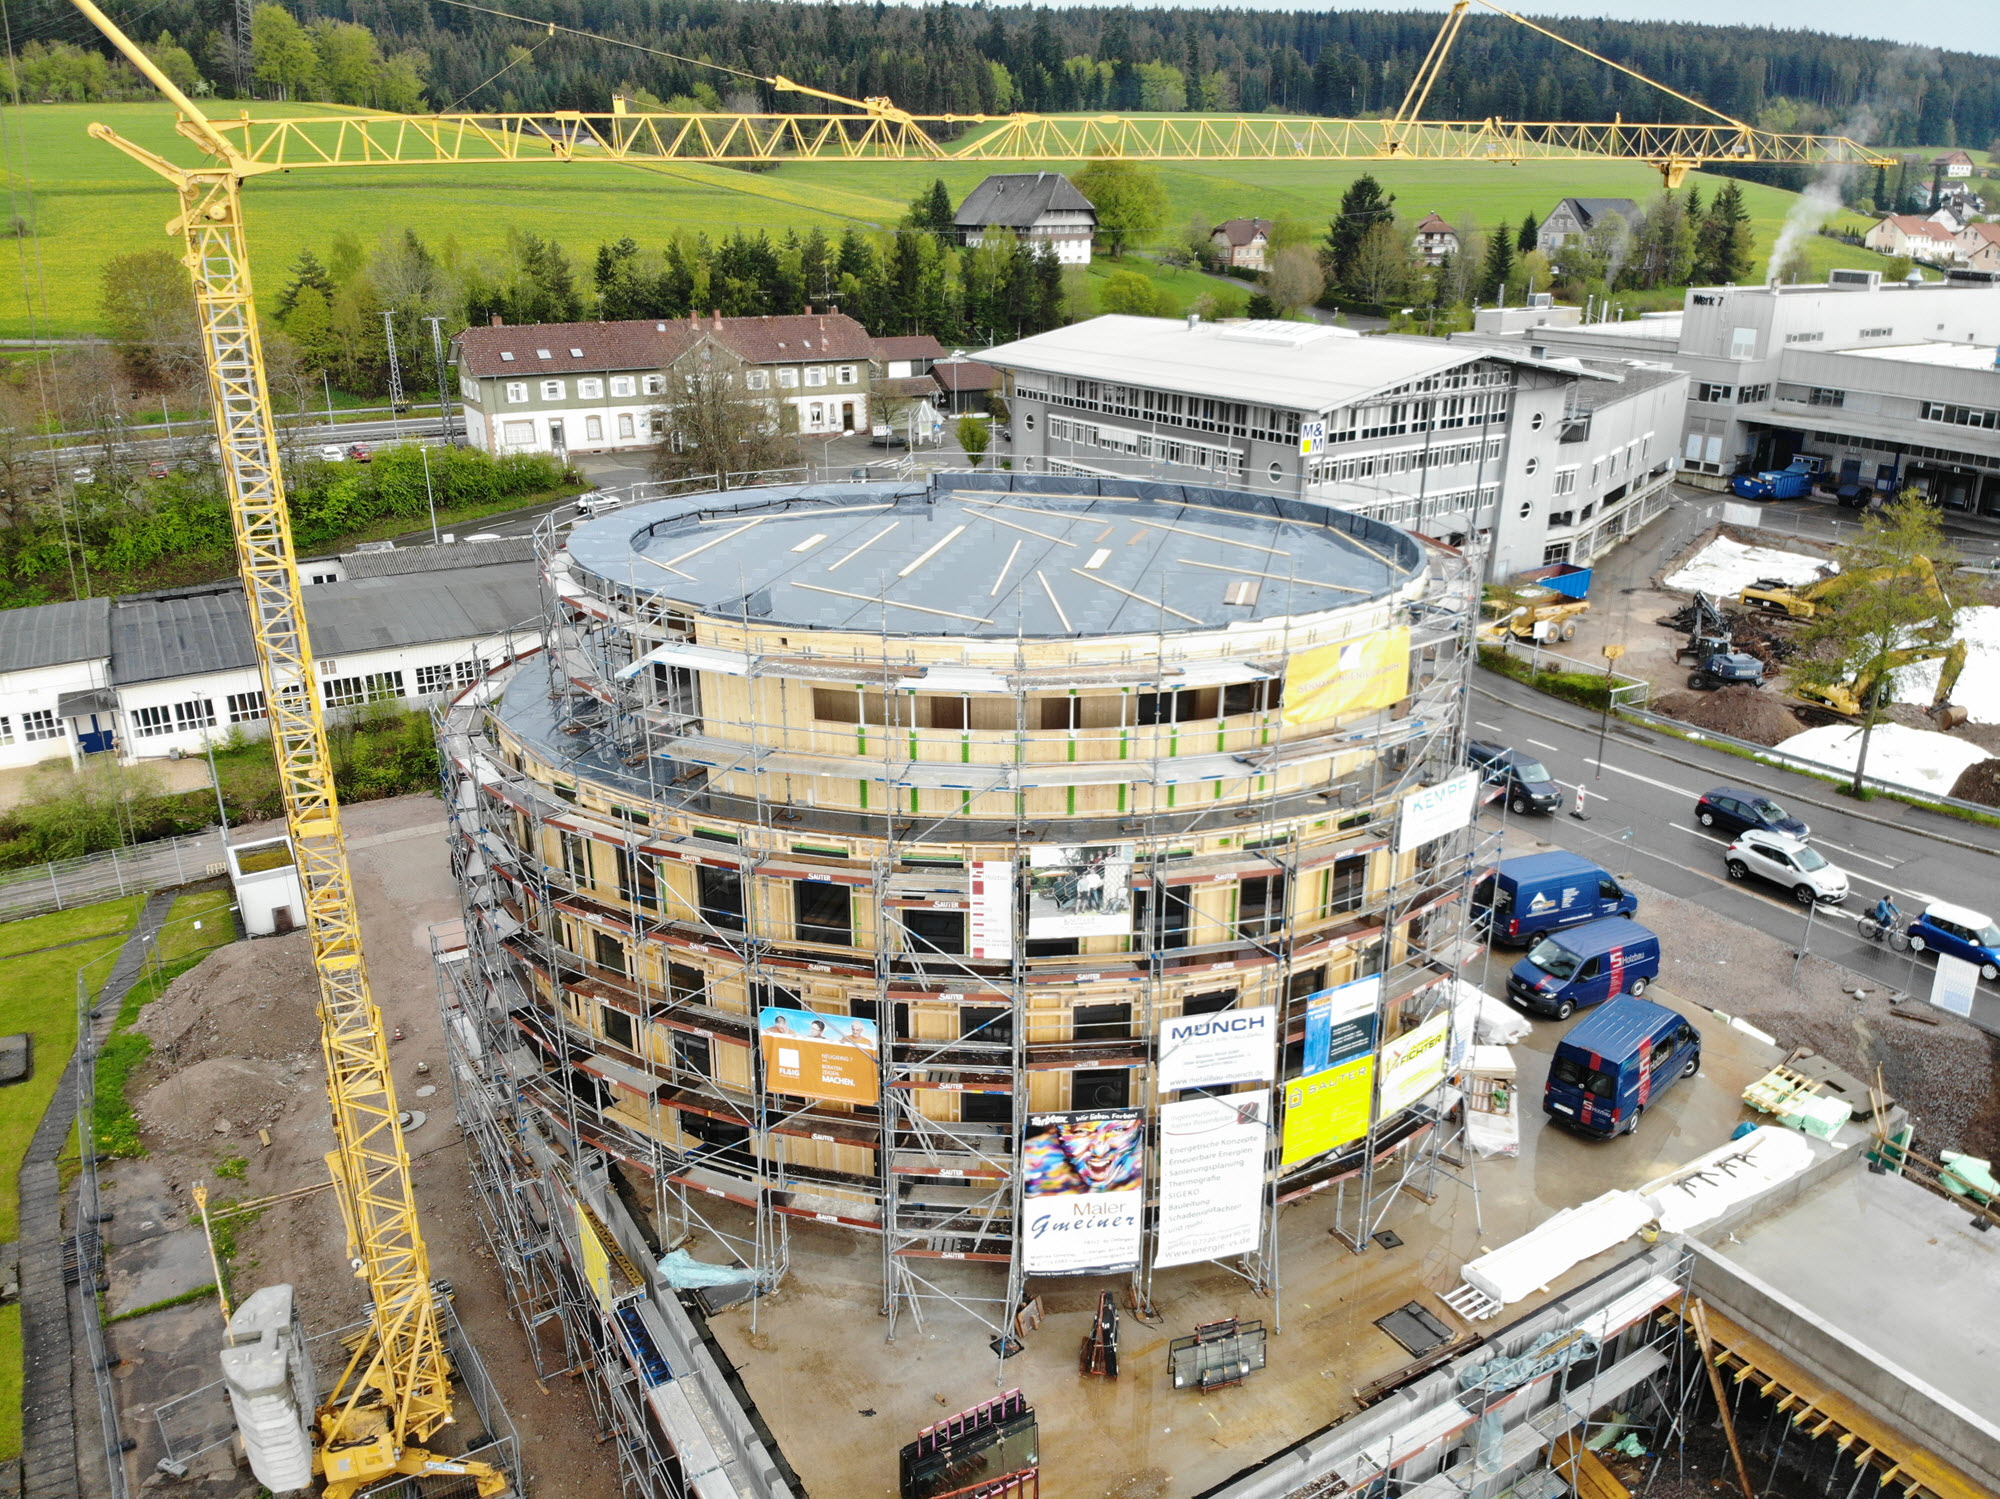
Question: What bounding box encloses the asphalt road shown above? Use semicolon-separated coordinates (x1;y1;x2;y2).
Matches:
1468;668;2000;1034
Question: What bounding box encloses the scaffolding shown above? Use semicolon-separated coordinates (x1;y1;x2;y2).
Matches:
435;471;1495;1407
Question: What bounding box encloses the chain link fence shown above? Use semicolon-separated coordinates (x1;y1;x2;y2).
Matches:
0;830;228;920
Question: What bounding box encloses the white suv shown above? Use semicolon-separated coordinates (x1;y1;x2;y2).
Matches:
1724;830;1848;905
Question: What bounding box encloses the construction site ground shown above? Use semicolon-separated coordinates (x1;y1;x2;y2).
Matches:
1525;501;2000;773
90;793;607;1499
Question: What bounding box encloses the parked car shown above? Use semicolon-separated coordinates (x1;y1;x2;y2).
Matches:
1724;831;1847;905
1507;917;1661;1020
1473;852;1637;946
347;443;372;462
317;444;345;462
147;460;170;479
1693;786;1808;840
1466;739;1564;815
870;426;908;448
573;490;625;519
1904;902;2000;982
1544;996;1701;1139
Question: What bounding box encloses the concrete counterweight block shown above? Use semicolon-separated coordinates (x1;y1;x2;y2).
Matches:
220;1284;315;1492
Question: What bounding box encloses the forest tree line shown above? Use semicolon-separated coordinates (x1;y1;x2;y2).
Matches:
12;0;1997;157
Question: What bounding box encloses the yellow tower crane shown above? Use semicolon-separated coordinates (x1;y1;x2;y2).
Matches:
64;3;503;1494
60;0;1889;1488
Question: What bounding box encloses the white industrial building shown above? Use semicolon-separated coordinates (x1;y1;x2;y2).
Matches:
1459;271;2000;515
0;538;542;772
984;315;1686;578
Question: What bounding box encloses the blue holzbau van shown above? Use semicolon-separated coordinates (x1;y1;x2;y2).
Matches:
1473;852;1637;946
1544;996;1702;1138
1506;917;1661;1020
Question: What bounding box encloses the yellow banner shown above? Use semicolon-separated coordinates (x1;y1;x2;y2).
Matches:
574;1202;614;1313
1280;1054;1375;1167
1282;627;1411;728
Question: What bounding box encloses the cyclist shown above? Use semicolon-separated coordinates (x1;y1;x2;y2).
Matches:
1870;894;1901;933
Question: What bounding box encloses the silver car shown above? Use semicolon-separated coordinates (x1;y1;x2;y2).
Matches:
1724;830;1848;905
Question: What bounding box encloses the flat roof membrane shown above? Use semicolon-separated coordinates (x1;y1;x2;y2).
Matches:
568;479;1421;638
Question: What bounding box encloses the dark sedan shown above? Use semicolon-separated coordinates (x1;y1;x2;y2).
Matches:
1467;739;1565;815
1694;786;1809;840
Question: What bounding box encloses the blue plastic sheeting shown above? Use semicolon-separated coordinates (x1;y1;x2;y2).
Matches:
656;1249;757;1288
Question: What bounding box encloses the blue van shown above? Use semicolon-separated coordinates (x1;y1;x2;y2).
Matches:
1506;917;1661;1020
1544;996;1702;1138
1473;852;1637;946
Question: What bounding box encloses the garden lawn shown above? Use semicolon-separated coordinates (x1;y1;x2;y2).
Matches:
154;890;236;965
0;896;143;1242
3;101;1901;338
0;894;143;961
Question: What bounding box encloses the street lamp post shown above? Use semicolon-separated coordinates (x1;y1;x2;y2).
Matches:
422;444;440;544
1595;643;1625;779
818;428;854;481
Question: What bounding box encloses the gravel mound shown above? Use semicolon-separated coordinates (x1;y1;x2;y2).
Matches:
1652;685;1803;746
138;1056;300;1143
1948;756;2000;808
139;931;323;1070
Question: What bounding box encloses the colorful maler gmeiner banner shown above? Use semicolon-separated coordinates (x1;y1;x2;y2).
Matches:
1281;626;1411;728
758;1007;880;1106
1021;1110;1145;1274
1378;1011;1452;1115
1155;1092;1269;1268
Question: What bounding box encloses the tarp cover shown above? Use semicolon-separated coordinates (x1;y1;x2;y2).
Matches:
656;1249;757;1288
1461;1190;1654;1305
1645;1125;1815;1234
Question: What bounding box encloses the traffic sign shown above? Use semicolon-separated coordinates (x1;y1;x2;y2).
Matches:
1602;644;1626;660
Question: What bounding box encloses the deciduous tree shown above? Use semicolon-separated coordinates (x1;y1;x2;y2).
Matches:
1072;160;1168;258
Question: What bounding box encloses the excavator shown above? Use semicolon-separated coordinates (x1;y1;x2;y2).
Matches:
1792;639;1970;728
1739;557;1947;621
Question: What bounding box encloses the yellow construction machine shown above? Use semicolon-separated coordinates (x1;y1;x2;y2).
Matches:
1740;558;1946;621
1478;590;1590;644
1792;639;1970;727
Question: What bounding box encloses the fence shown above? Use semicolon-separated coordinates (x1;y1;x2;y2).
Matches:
0;830;226;921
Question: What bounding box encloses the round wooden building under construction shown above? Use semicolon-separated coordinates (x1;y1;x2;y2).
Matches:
434;473;1488;1357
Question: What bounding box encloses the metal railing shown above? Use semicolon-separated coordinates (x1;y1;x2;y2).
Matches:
0;829;226;920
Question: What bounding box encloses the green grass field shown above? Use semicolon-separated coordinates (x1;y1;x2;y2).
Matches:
0;101;1899;338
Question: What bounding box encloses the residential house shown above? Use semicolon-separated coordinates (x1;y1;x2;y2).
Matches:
955;173;1097;264
1928;205;1968;235
0;540;542;770
456;311;878;458
873;335;946;379
1934;150;1976;180
1538;198;1641;253
1961;222;2000;273
1413;212;1459;265
1210;218;1275;272
1862;214;1963;265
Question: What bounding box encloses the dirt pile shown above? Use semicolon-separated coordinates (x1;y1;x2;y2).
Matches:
137;1056;311;1144
1948;756;2000;808
1652;685;1804;746
139;931;322;1069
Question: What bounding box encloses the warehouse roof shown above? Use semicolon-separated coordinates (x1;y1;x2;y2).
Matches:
111;587;260;685
567;474;1423;639
340;535;537;578
986;316;1609;413
305;564;541;655
0;597;110;673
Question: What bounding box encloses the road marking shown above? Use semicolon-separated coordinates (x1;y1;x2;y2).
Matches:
1473;721;1501;733
1810;837;1894;869
1525;739;1559;752
1595;762;1703;800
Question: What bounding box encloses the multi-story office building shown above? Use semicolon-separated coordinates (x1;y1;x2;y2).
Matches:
436;473;1490;1374
1462;272;2000;515
986;315;1685;577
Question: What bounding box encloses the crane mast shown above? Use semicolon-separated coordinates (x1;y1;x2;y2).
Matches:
65;3;497;1494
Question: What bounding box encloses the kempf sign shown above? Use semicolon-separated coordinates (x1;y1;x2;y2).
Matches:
1158;1006;1277;1092
1397;770;1481;852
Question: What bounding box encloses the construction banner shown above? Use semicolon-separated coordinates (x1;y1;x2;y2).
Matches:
1281;626;1411;728
1302;976;1379;1074
1279;1054;1375;1168
1155;1092;1269;1269
1021;1110;1145;1274
574;1202;615;1314
1378;1012;1452;1115
759;1006;881;1105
